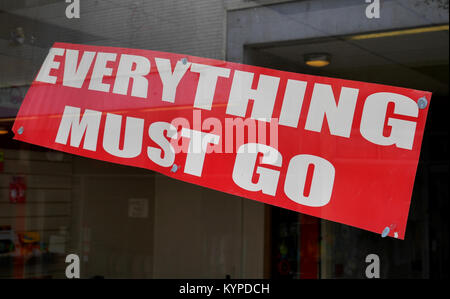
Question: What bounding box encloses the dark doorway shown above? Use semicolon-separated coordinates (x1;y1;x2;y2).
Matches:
247;28;449;278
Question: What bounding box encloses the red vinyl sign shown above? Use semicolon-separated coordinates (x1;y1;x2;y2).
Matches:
12;42;431;239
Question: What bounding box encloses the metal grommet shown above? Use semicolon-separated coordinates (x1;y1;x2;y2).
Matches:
381;226;390;238
18;126;24;135
418;97;428;109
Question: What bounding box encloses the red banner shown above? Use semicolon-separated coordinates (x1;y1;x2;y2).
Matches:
12;42;431;239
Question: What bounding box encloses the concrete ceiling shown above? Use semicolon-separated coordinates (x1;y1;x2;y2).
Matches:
253;29;449;95
0;1;448;96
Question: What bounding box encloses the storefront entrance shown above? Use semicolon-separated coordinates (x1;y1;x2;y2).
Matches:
244;27;449;278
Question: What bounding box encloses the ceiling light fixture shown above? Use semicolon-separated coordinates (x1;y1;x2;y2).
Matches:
304;53;331;67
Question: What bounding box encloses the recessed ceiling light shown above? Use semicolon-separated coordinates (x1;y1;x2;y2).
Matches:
304;53;331;67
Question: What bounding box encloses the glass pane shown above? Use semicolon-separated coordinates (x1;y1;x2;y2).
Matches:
0;0;448;280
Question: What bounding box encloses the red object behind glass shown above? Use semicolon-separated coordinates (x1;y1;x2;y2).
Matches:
9;176;26;204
